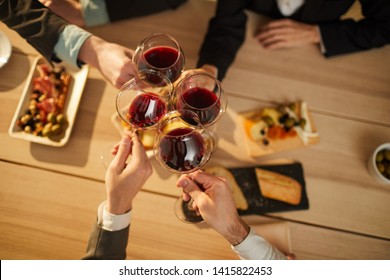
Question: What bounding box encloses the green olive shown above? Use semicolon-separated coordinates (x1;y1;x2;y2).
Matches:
51;124;62;135
384;149;390;161
56;114;67;124
47;113;57;123
376;151;384;162
376;163;385;174
42;126;52;137
284;117;296;128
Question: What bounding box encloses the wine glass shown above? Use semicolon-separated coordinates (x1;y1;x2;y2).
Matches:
153;109;214;223
172;72;227;128
116;69;173;130
132;33;185;83
101;69;171;168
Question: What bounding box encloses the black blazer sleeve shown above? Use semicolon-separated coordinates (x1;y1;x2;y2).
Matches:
317;0;390;57
0;0;69;63
105;0;187;22
82;222;129;260
196;0;248;81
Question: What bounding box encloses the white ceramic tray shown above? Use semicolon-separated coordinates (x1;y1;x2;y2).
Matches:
8;56;89;146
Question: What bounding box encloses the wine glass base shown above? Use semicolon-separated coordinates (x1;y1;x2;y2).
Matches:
174;197;204;223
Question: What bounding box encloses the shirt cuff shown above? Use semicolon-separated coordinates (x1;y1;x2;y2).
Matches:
80;0;110;27
317;26;327;54
54;25;92;67
231;227;287;260
97;201;132;232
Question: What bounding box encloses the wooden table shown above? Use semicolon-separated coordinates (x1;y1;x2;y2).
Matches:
1;0;390;260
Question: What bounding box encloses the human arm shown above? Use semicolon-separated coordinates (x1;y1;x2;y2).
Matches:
255;19;321;50
39;0;187;27
196;0;248;81
176;170;287;259
318;0;390;57
83;132;153;259
255;0;390;56
0;0;68;63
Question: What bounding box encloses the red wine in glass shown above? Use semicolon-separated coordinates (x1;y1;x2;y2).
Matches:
127;93;167;128
138;46;184;83
176;87;221;126
158;127;206;172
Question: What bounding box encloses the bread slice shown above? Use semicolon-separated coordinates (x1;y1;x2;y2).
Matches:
204;166;249;210
255;168;302;205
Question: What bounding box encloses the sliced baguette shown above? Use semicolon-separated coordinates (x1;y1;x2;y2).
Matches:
255;168;302;205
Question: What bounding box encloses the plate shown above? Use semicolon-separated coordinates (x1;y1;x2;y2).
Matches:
0;31;12;68
8;56;89;146
238;102;320;157
230;162;309;214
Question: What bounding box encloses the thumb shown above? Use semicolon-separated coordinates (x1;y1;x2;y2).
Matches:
111;135;131;171
177;176;203;201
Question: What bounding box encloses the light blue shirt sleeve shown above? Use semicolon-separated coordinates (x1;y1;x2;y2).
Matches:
54;25;92;67
80;0;110;27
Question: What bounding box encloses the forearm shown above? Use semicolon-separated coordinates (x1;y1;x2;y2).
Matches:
82;201;131;260
0;0;68;62
196;0;247;81
82;223;129;260
319;0;390;57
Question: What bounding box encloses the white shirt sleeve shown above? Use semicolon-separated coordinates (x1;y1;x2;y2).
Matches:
231;227;287;260
97;201;132;231
53;25;91;67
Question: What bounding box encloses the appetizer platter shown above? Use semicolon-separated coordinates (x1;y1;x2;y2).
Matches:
9;56;89;146
204;162;309;214
238;101;319;157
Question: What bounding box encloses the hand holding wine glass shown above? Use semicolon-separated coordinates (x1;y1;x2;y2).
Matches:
176;170;250;245
105;131;152;215
153;109;214;222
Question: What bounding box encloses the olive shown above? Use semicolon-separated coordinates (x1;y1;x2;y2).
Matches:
384;149;390;161
299;118;307;129
42;126;51;137
47;113;57;124
51;124;62;135
24;126;32;133
376;163;385;174
279;114;289;124
56;114;67;124
376;151;384;162
284;117;296;128
20;114;31;125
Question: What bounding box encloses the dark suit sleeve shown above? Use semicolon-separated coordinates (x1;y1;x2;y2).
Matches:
105;0;187;22
0;0;68;63
319;0;390;57
196;0;248;81
82;222;130;260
